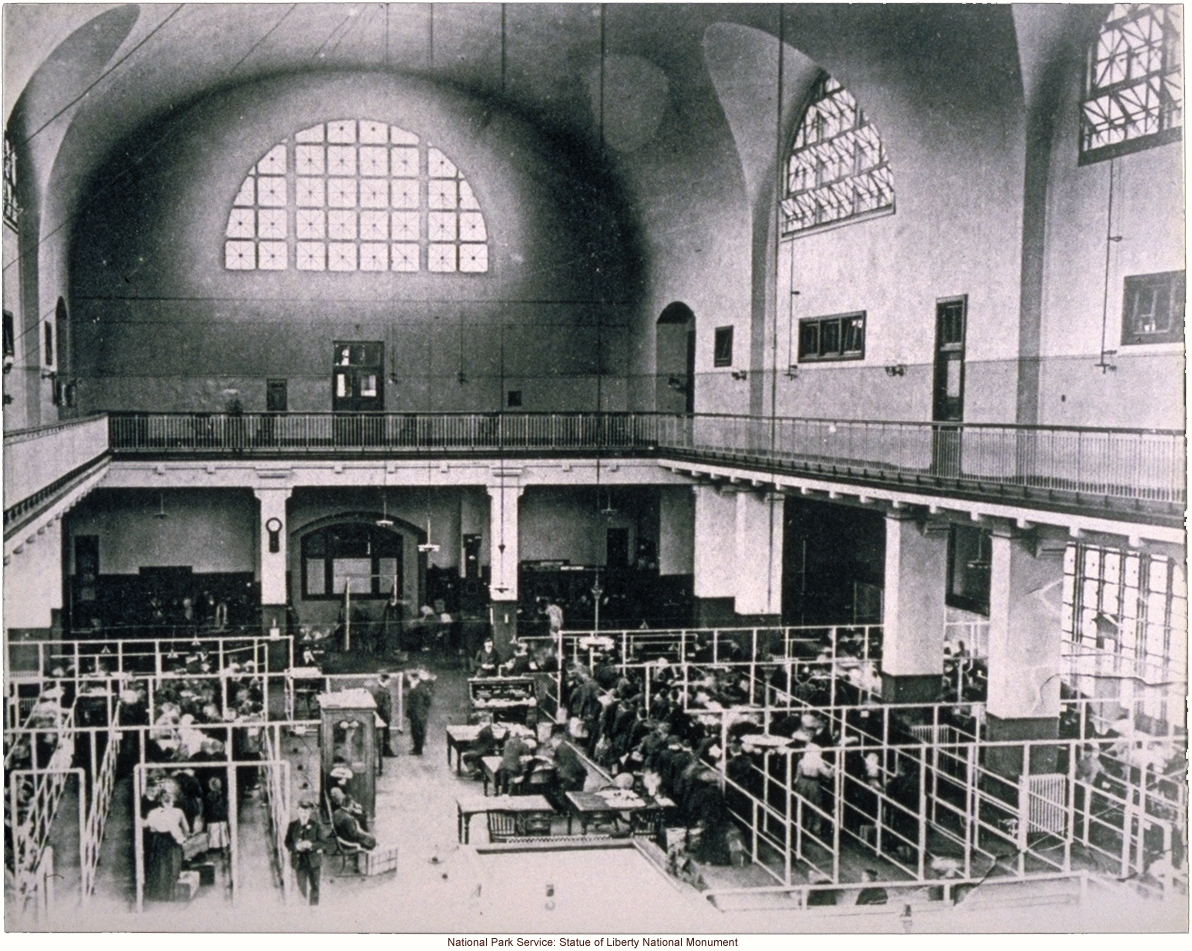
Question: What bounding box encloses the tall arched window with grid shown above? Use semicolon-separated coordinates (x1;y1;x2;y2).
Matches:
1080;4;1183;163
780;74;894;238
224;119;489;273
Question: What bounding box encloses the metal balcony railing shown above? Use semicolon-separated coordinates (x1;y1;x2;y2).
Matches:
105;411;1186;511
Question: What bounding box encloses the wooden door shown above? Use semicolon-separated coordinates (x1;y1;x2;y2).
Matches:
932;297;966;477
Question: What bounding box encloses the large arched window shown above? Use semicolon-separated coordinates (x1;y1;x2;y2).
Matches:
1080;4;1183;163
780;74;894;237
225;118;489;273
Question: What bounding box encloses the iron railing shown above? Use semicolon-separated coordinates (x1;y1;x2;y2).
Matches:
105;411;1187;510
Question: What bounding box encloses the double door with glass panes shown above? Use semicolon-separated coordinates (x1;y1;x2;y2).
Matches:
333;341;384;411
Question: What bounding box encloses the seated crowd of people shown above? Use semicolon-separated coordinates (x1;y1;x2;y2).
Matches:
542;629;960;868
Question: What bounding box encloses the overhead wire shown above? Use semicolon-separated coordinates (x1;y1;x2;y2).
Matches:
13;5;186;150
1;3;306;354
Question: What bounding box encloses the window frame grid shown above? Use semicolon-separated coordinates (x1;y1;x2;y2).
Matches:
1079;3;1183;164
796;311;866;363
781;74;895;238
1120;270;1185;346
1063;542;1187;681
224;120;488;273
3;133;19;230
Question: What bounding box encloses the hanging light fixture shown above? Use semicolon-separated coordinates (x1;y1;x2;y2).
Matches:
418;516;440;554
417;460;440;553
154;492;168;519
376;491;394;528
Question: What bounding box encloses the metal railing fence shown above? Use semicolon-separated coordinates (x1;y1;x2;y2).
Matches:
105;411;1185;509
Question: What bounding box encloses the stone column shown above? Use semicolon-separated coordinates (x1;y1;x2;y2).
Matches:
881;511;948;703
986;526;1064;777
254;488;292;636
735;491;783;618
693;484;737;625
486;482;523;654
658;485;694;577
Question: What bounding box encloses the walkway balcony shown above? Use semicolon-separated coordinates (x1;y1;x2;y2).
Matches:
104;411;1185;524
3;415;110;531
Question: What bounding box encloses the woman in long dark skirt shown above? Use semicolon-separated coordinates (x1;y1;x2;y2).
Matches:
143;790;188;901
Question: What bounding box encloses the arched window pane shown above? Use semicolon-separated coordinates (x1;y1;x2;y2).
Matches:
781;74;894;237
224;119;488;273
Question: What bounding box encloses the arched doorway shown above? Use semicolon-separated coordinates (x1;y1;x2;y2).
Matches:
292;513;425;654
655;302;695;414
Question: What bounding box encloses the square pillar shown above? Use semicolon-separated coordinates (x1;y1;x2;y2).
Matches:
658;485;694;576
255;488;292;631
693;484;737;621
735;491;783;618
486;482;523;653
986;527;1063;777
693;484;736;599
881;511;948;703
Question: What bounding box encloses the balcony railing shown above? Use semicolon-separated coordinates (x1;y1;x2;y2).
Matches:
105;412;1185;512
4;415;110;527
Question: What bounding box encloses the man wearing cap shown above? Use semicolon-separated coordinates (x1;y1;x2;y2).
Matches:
285;798;329;906
405;669;435;755
369;671;396;756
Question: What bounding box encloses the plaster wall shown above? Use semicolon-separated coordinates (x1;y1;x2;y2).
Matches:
66;488;257;575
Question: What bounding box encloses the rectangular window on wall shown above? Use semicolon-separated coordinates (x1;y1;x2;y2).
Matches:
2;310;13;359
43;322;53;366
1121;271;1184;345
713;326;734;367
1062;542;1188;681
798;312;865;362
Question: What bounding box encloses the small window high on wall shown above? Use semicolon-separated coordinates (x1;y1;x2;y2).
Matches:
781;74;894;237
225;119;488;273
1080;4;1183;163
713;326;734;367
1121;270;1184;345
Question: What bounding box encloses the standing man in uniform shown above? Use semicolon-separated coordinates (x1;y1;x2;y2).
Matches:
370;670;396;756
284;798;328;906
405;669;435;755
